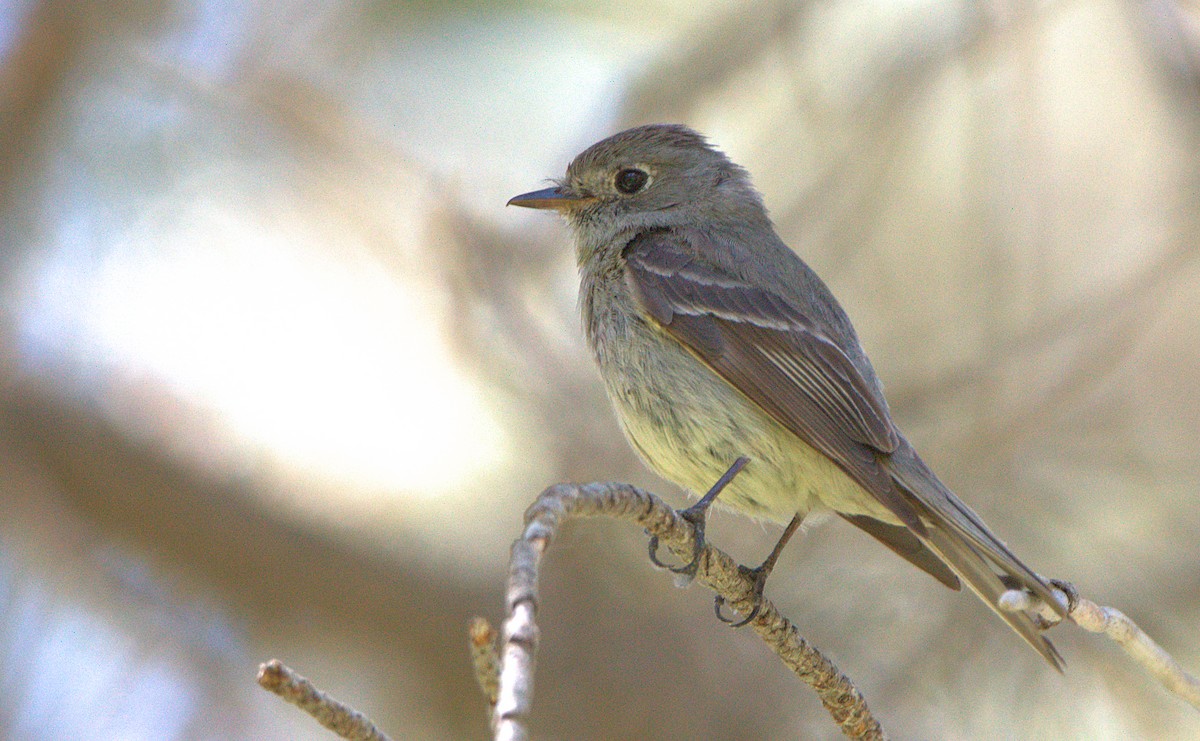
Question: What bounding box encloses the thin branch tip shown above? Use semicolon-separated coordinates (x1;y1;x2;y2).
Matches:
999;581;1200;711
256;659;393;741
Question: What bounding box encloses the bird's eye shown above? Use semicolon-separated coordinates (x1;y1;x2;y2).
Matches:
614;167;649;194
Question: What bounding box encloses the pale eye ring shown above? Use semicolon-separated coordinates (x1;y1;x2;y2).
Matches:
614;167;649;194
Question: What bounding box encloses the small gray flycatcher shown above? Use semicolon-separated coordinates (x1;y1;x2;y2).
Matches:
509;124;1065;669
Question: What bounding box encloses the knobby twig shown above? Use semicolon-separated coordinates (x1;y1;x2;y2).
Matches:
256;659;393;741
482;481;885;741
1000;583;1200;710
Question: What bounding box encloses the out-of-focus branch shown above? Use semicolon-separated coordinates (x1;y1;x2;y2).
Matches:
256;660;393;741
483;481;884;741
1000;583;1200;711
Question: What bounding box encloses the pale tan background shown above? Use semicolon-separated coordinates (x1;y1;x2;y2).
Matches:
2;1;1199;739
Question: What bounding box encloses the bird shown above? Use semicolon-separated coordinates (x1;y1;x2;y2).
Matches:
508;123;1065;669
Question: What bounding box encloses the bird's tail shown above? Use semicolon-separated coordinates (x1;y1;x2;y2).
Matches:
884;442;1066;671
922;521;1064;670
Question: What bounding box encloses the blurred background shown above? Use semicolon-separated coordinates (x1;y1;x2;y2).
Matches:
2;0;1199;738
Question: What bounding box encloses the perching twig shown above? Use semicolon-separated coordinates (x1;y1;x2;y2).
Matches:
1000;582;1200;711
256;659;392;741
255;482;1199;741
484;481;885;741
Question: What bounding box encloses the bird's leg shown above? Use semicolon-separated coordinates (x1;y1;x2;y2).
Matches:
648;456;750;582
716;513;803;627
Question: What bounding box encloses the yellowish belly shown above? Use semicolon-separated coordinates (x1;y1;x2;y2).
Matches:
610;370;889;526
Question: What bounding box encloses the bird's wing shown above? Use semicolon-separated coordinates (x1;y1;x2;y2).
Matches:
624;228;1067;670
622;228;924;534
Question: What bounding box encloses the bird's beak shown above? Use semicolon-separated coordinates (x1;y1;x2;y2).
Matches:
506;186;585;211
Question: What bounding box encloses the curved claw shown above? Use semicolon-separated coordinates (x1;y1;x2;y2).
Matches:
646;457;750;586
714;594;760;627
710;514;801;628
715;562;769;627
647;534;701;580
647;535;671;569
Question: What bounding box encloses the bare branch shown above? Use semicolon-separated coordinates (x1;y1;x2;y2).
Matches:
1000;583;1200;711
488;481;885;741
256;659;393;741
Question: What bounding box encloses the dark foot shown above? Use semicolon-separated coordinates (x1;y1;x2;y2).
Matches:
648;503;708;578
715;513;803;627
648;457;750;583
715;564;769;627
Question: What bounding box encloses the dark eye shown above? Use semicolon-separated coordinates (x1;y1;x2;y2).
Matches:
614;167;649;194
